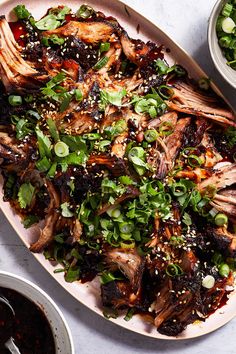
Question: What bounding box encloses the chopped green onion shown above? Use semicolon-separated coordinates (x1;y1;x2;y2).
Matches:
215;213;228;226
47;162;57;178
187;154;203;167
35;127;52;159
157;85;174;99
47;118;59;142
120;240;135;249
111;208;121;218
60;92;72;112
227;58;236;68
8;95;22;106
93;56;109;70
222;3;233;17
159;121;174;136
202;275;215;289
124;308;135;321
155;59;169;74
171;182;187;196
106;205;121;218
119;221;134;234
83;133;101;140
166;264;183;277
218;263;230;277
198;77;210;90
54;268;65;273
76;4;94;19
144;129;158;142
219;35;232;48
222;17;235;34
54;141;69;157
128;147;145;159
14;4;31;19
100;42;110;53
36;156;51;172
173;65;186;77
75;89;83;101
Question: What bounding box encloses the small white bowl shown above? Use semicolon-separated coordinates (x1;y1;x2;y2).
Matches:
208;0;236;88
0;271;74;354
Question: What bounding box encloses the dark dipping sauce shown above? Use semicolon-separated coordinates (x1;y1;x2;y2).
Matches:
0;287;55;354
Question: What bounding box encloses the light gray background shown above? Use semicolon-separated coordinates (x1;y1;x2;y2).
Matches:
0;1;236;353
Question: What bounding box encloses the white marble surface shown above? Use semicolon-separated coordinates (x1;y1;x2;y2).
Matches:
0;0;236;353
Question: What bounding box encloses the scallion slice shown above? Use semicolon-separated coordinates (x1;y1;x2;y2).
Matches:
222;3;233;17
187;154;203;167
214;213;228;226
8;95;22;106
159;121;174;136
157;85;174;99
218;263;230;277
202;275;215;289
100;42;110;53
93;56;109;70
54;141;69;157
222;17;235;34
76;4;94;19
166;264;183;277
119;221;134;234
144;129;158;142
198;77;210;90
120;240;135;249
171;182;187;196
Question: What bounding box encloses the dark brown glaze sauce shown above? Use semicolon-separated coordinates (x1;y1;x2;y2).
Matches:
0;287;55;354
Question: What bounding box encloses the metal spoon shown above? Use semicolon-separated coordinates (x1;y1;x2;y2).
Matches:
4;337;21;354
0;295;15;316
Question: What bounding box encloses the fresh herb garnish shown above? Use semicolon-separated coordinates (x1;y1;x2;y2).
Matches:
35;6;70;30
18;183;35;209
14;4;31;20
99;89;127;110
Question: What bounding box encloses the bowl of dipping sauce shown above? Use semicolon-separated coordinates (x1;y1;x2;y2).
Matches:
208;0;236;88
0;271;74;354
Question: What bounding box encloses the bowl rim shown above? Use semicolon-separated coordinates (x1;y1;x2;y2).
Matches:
208;0;236;89
0;270;75;354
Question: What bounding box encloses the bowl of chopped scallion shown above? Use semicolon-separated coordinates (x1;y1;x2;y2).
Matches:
208;0;236;88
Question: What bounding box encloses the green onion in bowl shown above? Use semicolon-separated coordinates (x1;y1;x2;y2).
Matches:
216;0;236;70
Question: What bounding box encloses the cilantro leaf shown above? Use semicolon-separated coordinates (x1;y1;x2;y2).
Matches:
99;89;127;110
18;183;35;209
61;202;74;217
182;212;192;226
35;6;70;30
